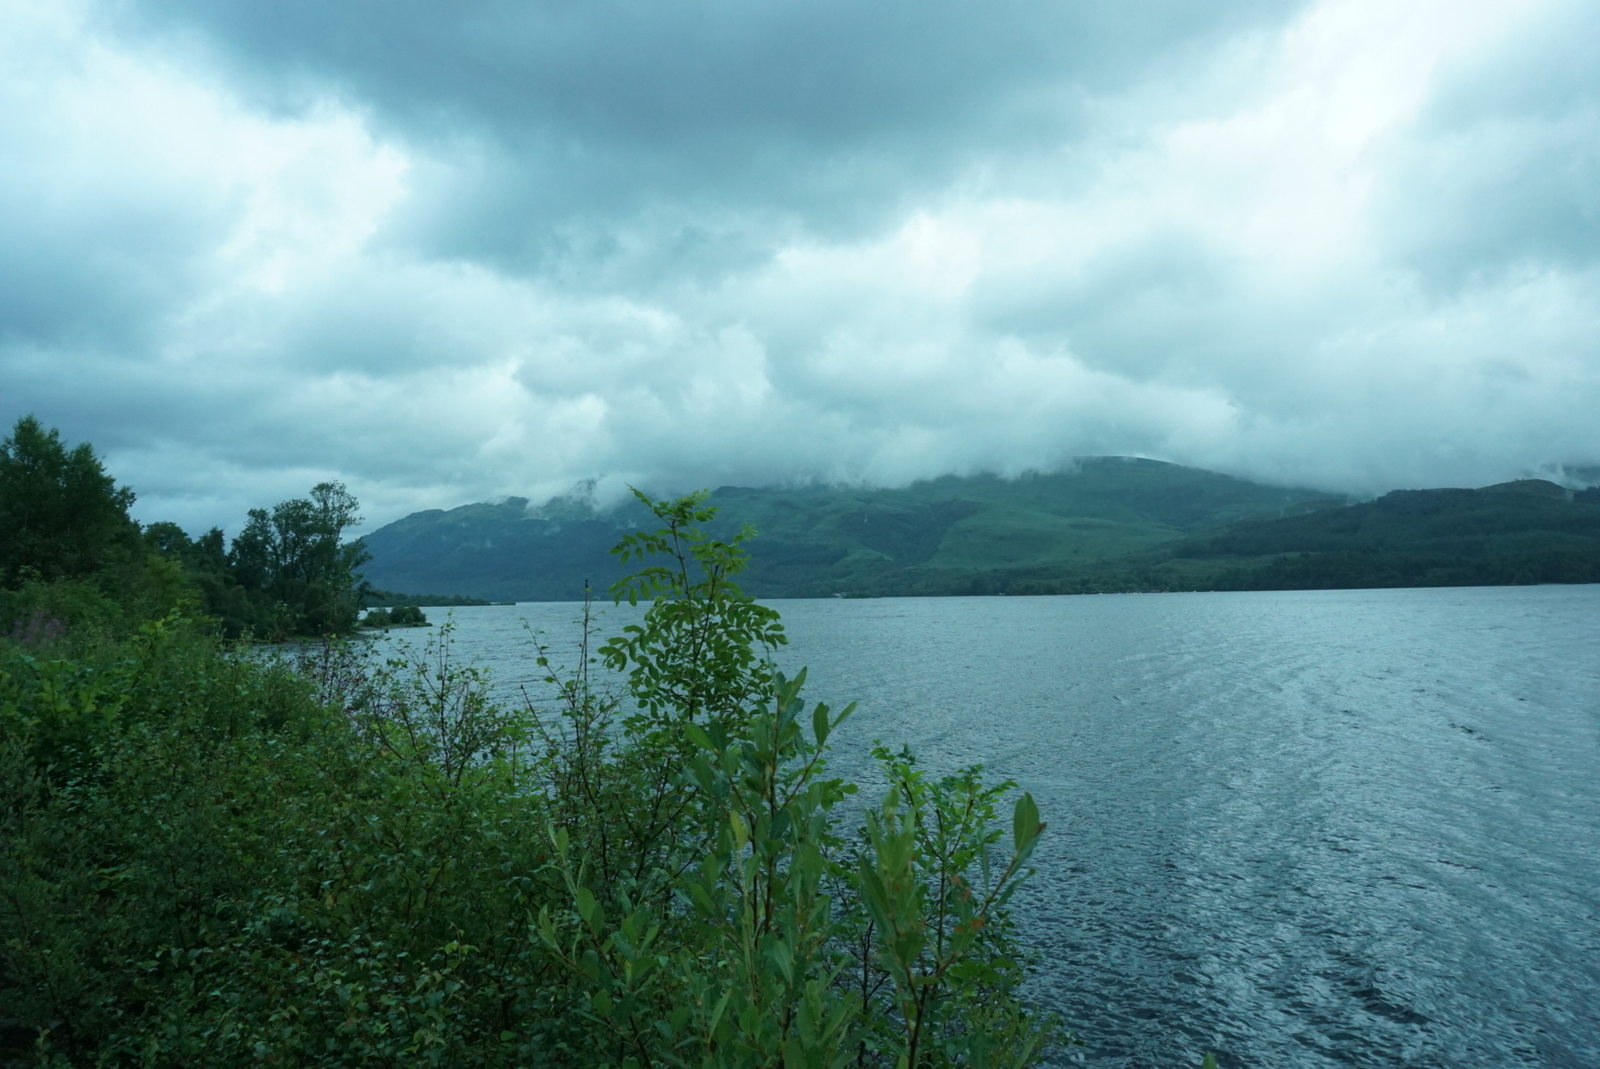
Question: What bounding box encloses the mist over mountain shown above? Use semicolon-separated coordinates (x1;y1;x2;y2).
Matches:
361;459;1600;601
359;458;1327;600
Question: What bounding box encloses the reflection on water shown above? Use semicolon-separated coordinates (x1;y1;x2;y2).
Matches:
382;586;1600;1068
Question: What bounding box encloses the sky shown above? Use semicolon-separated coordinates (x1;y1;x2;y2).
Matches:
2;0;1598;535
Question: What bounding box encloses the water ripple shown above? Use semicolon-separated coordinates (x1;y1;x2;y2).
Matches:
422;586;1600;1068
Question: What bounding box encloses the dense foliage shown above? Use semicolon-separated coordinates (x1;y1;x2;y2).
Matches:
0;417;370;640
361;604;430;628
0;488;1063;1067
0;417;139;590
144;482;370;639
225;481;371;636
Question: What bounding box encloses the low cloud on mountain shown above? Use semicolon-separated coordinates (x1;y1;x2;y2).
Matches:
2;0;1596;534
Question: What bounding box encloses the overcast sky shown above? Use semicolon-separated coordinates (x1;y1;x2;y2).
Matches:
3;0;1597;534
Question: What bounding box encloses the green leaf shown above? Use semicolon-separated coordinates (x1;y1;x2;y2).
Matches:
684;722;715;751
707;989;733;1034
576;887;601;931
766;938;794;982
812;702;830;746
1013;791;1041;852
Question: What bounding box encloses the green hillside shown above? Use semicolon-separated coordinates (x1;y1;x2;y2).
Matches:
1166;479;1600;589
360;458;1340;600
361;462;1600;601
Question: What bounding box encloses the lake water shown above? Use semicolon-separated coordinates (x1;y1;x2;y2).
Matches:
381;586;1600;1068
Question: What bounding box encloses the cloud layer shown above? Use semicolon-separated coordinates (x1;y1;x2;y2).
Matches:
2;0;1597;534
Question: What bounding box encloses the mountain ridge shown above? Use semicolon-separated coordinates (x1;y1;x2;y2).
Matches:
361;457;1346;600
361;460;1600;600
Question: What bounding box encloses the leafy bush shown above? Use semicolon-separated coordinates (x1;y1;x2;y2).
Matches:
389;605;427;626
0;492;1062;1068
360;605;428;628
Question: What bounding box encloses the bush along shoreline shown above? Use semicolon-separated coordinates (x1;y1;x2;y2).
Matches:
1;489;1070;1068
360;604;431;629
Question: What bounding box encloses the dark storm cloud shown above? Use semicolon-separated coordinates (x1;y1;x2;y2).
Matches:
0;202;206;351
119;0;1306;256
130;0;1279;145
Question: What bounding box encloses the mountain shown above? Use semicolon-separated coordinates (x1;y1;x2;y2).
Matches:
360;463;1600;601
1164;478;1600;590
359;458;1341;600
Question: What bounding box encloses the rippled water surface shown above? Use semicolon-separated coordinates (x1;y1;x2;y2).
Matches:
400;586;1600;1068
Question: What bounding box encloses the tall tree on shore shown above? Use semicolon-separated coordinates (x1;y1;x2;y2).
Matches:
0;416;138;589
228;481;370;636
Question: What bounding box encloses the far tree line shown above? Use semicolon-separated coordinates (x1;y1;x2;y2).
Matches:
0;415;370;640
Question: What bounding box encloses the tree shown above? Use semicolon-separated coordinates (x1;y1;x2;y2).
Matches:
227;482;371;636
143;522;263;637
0;416;138;589
533;491;1062;1067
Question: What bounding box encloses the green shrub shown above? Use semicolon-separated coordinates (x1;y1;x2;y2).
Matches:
360;605;427;629
388;605;427;626
0;492;1063;1068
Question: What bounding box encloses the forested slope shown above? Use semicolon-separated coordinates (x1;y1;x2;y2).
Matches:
361;458;1338;599
363;465;1600;599
1170;479;1600;589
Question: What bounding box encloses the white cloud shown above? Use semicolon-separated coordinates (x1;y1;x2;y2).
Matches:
0;0;1596;537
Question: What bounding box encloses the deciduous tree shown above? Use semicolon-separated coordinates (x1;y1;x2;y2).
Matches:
228;481;370;636
0;416;137;588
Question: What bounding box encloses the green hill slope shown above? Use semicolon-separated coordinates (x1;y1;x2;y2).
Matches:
1163;479;1600;589
360;458;1339;600
361;463;1600;601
